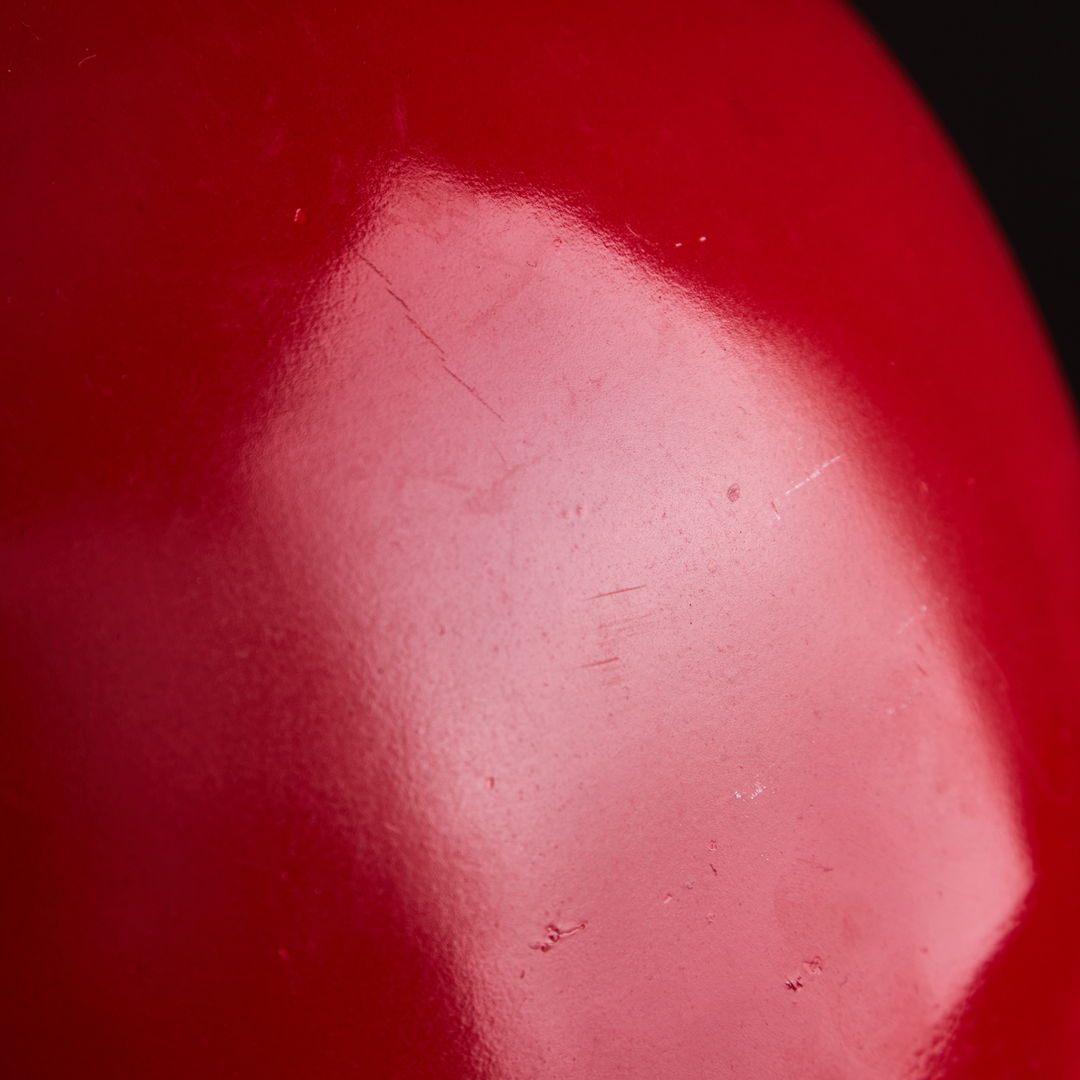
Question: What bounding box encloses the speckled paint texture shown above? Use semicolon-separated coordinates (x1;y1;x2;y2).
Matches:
2;1;1078;1076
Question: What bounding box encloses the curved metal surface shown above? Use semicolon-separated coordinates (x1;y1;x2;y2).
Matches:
2;1;1078;1076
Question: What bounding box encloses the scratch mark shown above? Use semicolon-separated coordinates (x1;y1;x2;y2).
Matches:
360;255;445;352
358;253;397;289
587;584;647;600
360;255;504;421
77;53;97;67
770;499;782;521
582;656;620;668
784;454;844;497
529;921;587;952
734;780;766;801
439;365;505;421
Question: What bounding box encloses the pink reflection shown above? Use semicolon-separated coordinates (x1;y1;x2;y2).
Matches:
252;165;1029;1077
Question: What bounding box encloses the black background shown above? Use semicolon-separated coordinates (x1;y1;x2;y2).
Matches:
850;0;1075;407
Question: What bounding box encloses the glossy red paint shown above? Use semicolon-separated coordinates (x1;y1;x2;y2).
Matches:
2;2;1078;1076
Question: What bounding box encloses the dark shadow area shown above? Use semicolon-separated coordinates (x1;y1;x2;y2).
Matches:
850;0;1077;405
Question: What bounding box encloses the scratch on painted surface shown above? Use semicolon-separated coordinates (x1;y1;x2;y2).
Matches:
797;857;835;873
587;584;647;600
438;366;504;421
783;453;844;497
529;921;587;952
359;255;504;421
582;656;620;669
733;780;766;800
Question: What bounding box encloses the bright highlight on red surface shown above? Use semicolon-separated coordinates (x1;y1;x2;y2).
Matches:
3;1;1077;1076
251;167;1031;1075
